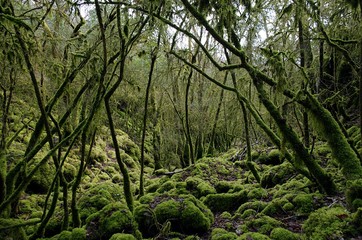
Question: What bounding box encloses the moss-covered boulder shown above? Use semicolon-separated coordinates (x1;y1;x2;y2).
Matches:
77;182;123;222
135;194;213;236
238;214;282;235
270;227;299;240
203;190;248;212
237;232;270;240
109;233;136;240
211;228;238;240
134;204;158;238
154;197;213;234
85;202;135;240
303;206;354;239
236;201;268;215
292;193;314;214
185;176;216;198
260;162;295;188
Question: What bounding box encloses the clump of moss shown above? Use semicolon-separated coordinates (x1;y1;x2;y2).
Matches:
26;162;55;194
247;187;268;199
267;149;282;165
136;194;213;237
261;198;291;216
236;201;268;215
85;202;135;240
214;181;235;193
238;232;271;240
241;215;282;235
203;190;248;212
157;180;176;193
260;162;295;188
71;228;86;240
211;228;238;240
270;227;299;240
292;193;314;214
109;233;136;240
78;182;124;222
314;144;331;157
186;177;216;197
134;204;158;238
346;179;362;211
303;206;354;239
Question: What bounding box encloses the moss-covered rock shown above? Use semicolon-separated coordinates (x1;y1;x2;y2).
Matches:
346;179;362;211
238;214;282;235
70;228;86;240
134;204;158;238
157;180;176;193
78;182;124;222
247;187;268;199
303;206;354;239
236;201;268;215
237;232;270;240
214;181;235;193
85;202;135;240
211;228;238;240
292;193;314;214
270;227;299;240
136;194;213;236
260;162;295;188
154;196;213;234
203;190;248;212
267;149;282;165
261;198;290;216
109;233;136;240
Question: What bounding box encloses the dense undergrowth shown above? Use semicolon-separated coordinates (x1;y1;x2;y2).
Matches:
1;117;362;239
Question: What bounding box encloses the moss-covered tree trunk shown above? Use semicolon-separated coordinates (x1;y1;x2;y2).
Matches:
306;92;362;180
254;80;337;195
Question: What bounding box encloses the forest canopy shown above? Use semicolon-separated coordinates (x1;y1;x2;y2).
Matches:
0;0;362;239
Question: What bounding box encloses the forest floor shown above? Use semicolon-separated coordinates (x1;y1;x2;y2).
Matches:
3;127;362;240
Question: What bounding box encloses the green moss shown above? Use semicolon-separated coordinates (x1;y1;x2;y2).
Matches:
315;144;331;157
261;198;290;216
203;190;248;212
236;201;268;214
196;182;216;197
257;152;268;164
78;182;124;222
270;227;299;240
157;180;176;193
85;202;135;240
152;194;213;235
71;228;86;240
267;149;282;165
211;228;238;240
247;188;268;199
237;232;270;240
292;194;314;214
186;176;203;190
282;202;294;211
109;233;136;240
134;204;158;238
251;151;260;160
352;207;362;231
346;179;362;211
246;215;282;234
240;209;257;218
214;181;234;193
58;230;72;240
303;206;353;239
260;162;295;188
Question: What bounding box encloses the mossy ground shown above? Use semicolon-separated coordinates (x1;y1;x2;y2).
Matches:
3;132;362;240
